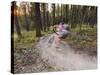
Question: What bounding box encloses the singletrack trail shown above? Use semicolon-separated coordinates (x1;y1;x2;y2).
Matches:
14;34;97;73
36;33;97;70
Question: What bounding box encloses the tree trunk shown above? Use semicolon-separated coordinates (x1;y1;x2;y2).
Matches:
13;2;22;37
65;5;69;23
46;11;49;30
89;6;97;28
24;5;30;31
57;4;60;23
61;4;63;21
46;4;49;30
42;3;46;31
69;5;72;27
52;4;55;25
34;3;42;37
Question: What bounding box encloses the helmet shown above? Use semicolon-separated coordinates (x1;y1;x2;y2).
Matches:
59;22;64;25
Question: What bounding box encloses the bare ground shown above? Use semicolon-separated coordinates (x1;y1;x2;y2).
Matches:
14;34;97;73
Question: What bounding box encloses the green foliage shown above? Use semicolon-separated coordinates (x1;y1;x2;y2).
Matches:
14;31;38;50
66;25;97;52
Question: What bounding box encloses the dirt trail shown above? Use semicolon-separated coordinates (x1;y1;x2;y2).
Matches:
14;34;97;73
36;34;97;71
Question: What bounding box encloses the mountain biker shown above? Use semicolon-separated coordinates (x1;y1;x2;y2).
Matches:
54;22;70;48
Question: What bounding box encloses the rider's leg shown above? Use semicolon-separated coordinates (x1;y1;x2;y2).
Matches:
55;34;61;48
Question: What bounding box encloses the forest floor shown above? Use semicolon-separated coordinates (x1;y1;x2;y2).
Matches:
38;34;97;68
14;26;97;73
